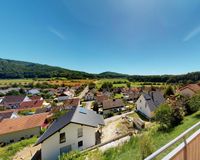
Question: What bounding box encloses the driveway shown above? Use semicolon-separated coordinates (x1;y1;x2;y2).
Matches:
78;85;89;99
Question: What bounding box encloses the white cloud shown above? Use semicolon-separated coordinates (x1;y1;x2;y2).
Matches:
48;27;65;40
183;25;200;42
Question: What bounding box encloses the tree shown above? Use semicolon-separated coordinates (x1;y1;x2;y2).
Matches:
188;93;200;113
100;82;113;92
171;106;185;127
89;82;96;90
6;90;20;96
164;86;174;97
155;104;172;130
19;88;26;94
93;102;99;114
127;82;131;88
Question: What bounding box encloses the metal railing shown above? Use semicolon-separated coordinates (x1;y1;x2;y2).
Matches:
145;121;200;160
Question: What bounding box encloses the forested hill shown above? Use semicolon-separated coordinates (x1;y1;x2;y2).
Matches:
0;58;200;83
0;58;95;79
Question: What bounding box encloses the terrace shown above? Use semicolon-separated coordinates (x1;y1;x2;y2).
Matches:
145;121;200;160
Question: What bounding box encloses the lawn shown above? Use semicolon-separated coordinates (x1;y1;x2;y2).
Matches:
0;137;37;160
62;111;200;160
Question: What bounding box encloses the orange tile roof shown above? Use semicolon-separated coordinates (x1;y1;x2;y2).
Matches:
0;113;48;135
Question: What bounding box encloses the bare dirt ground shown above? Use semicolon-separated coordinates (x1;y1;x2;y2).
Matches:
13;144;41;160
102;117;133;143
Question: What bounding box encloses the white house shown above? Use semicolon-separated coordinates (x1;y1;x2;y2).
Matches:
136;91;165;119
84;92;94;101
35;107;105;160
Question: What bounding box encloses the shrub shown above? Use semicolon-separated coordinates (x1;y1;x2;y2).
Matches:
155;104;172;131
164;86;174;97
139;133;155;159
188;93;200;113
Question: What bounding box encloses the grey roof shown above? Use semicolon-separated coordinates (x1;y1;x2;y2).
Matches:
141;91;165;112
35;107;105;145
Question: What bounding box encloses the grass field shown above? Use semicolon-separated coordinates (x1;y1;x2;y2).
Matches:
0;78;95;87
0;136;37;160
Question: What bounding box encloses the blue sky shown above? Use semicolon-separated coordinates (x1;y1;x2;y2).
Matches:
0;0;200;75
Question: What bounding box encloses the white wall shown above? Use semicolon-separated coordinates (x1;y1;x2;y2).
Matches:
0;127;40;144
136;95;152;118
41;123;97;160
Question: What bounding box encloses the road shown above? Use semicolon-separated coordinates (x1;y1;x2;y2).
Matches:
78;85;89;99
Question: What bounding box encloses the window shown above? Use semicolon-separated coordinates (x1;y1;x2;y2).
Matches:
78;128;83;138
60;133;66;143
10;139;14;143
20;137;25;140
78;141;83;148
60;145;72;155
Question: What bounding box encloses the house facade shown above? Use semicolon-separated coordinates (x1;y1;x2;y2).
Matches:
36;107;104;160
103;99;125;115
136;91;165;119
41;123;97;160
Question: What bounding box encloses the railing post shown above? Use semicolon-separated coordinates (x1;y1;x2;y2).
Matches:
183;136;187;160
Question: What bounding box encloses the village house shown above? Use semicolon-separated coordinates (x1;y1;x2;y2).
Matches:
102;99;125;115
35;107;105;160
0;110;19;121
19;95;44;109
27;88;40;95
136;91;165;119
0;95;30;109
95;95;109;105
0;95;45;110
84;92;95;101
178;83;200;97
0;113;49;145
63;98;80;109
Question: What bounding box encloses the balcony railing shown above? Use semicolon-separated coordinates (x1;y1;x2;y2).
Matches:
145;121;200;160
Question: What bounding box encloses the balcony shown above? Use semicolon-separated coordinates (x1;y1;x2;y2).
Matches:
145;121;200;160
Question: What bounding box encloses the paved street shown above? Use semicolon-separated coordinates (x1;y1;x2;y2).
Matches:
78;85;89;99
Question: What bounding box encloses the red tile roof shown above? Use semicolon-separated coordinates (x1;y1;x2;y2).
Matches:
179;84;200;93
0;113;48;135
19;100;44;109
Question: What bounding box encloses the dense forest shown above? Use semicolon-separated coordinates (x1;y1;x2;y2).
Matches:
0;58;95;79
0;58;200;83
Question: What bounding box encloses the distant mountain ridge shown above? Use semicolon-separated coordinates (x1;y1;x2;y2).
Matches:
0;58;200;83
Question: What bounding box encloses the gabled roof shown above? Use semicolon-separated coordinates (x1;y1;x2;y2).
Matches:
103;99;124;110
0;110;16;120
179;84;200;93
19;100;44;109
63;98;80;107
96;95;109;104
141;91;165;112
36;107;105;145
1;95;27;104
0;113;48;135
